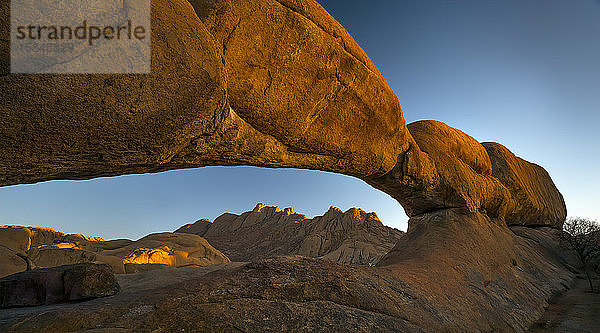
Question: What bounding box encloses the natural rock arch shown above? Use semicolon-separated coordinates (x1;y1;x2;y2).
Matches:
0;1;578;331
0;0;565;233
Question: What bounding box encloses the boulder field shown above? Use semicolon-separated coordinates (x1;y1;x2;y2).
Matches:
0;0;571;331
0;226;230;277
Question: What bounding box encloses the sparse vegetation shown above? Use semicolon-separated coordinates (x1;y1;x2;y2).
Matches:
562;217;600;292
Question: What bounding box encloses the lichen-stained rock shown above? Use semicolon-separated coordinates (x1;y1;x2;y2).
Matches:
482;142;567;227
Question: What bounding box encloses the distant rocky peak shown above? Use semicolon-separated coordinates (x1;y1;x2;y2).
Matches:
252;203;266;212
252;203;283;215
345;208;383;225
241;204;384;227
174;218;212;236
323;206;343;219
319;207;382;226
366;212;383;224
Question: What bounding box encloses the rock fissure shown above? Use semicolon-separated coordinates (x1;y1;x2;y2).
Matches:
271;0;375;76
222;18;242;55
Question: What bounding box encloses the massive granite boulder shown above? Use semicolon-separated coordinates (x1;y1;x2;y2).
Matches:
0;0;410;186
176;203;404;265
367;120;566;227
0;247;27;279
482;142;567;227
0;226;32;253
188;0;410;176
406;120;512;218
102;232;230;267
0;263;119;308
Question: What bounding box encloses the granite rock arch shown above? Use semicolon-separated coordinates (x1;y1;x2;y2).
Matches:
0;0;565;238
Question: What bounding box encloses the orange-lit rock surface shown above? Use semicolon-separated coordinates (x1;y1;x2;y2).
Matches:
0;226;229;277
104;233;230;267
482;142;567;227
0;0;565;229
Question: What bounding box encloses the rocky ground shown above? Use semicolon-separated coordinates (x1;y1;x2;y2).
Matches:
0;208;581;332
529;277;600;333
0;258;425;332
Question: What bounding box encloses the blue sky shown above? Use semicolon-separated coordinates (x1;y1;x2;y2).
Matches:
1;0;598;239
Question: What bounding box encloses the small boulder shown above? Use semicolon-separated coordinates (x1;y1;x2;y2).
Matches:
0;226;32;252
0;247;27;278
0;263;119;308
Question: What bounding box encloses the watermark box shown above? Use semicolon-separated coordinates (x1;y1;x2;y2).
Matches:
10;0;151;74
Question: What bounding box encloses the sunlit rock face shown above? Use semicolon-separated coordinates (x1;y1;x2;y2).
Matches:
367;120;566;228
176;204;404;265
482;142;567;227
0;204;399;278
0;226;229;277
104;232;230;267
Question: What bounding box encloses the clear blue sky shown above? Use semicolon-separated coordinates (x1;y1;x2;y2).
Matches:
1;0;598;240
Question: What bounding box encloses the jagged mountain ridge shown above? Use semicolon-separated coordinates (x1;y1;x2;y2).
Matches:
0;204;404;278
176;203;404;265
